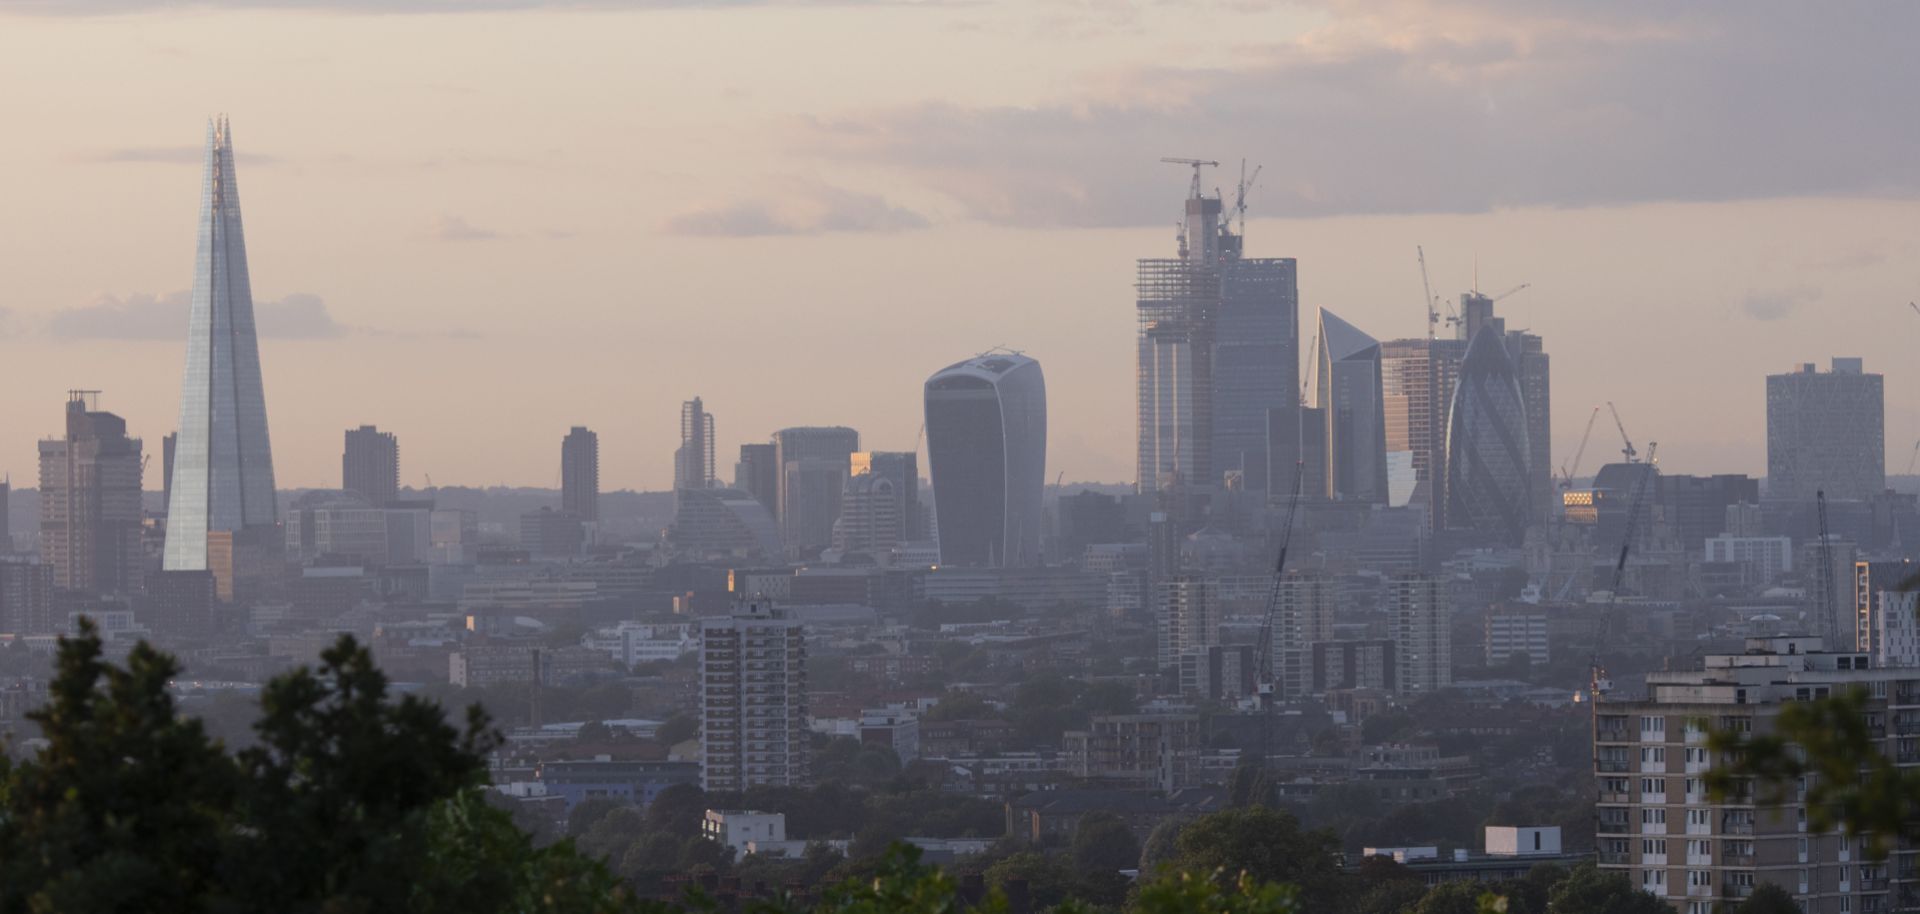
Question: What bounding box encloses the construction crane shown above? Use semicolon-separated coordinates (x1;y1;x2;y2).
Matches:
1907;440;1920;476
1229;159;1263;237
1488;283;1531;303
1160;157;1219;199
1247;458;1306;802
1607;402;1638;463
1418;246;1439;340
1590;441;1658;703
1816;490;1836;644
1560;405;1602;488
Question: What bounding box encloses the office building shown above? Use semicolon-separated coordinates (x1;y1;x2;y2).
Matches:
284;491;429;566
1451;291;1550;526
676;397;717;491
1704;536;1793;586
1389;574;1450;695
1268;405;1328;506
520;507;585;559
161;432;176;516
146;569;216;640
925;353;1047;567
669;488;782;559
1317;309;1388;503
1766;358;1885;502
1663;475;1761;547
341;425;399;507
700;603;809;791
773;427;859;560
734;443;778;516
561;426;600;522
39;392;144;595
0;560;55;635
1444;326;1533;546
1484;608;1549;666
832;451;918;555
1381;338;1467;517
1;478;11;553
163;119;281;578
1136;167;1298;494
1595;637;1914;913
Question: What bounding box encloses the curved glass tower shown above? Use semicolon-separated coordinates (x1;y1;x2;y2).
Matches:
924;353;1047;567
163;118;279;571
1444;325;1532;545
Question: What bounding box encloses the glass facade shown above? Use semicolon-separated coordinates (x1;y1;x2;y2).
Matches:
1316;309;1387;503
163;118;279;572
1444;326;1533;546
925;353;1047;567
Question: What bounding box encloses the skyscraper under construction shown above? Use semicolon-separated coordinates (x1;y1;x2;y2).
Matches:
1136;161;1299;497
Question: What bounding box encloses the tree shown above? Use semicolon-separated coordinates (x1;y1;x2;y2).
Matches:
1070;812;1141;874
569;798;625;838
1736;883;1802;914
1166;807;1344;911
1410;880;1486;914
1545;863;1671;914
575;720;614;743
655;714;698;747
645;783;709;837
982;851;1077;911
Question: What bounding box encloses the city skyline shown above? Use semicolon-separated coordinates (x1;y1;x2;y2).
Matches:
1;4;1917;493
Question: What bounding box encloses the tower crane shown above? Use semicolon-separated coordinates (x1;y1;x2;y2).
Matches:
1607;402;1638;463
1488;283;1531;303
1816;490;1837;644
1246;458;1305;802
1590;441;1658;703
1160;157;1219;199
1560;405;1602;488
1905;440;1920;476
1229;160;1263;237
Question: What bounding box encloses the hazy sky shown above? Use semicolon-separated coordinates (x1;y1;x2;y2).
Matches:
0;1;1914;491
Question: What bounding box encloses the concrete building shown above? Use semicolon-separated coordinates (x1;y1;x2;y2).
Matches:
1705;536;1794;586
1484;607;1550;666
859;708;920;762
1063;713;1205;792
700;603;809;791
1136;166;1299;495
561;426;600;522
1275;572;1336;700
1595;636;1918;914
1318;309;1388;504
702;810;786;859
734;443;779;516
925;353;1047;567
773;427;859;560
341;425;399;506
1311;640;1397;693
1390;574;1451;695
1766;359;1884;502
39;392;144;596
0;560;54;635
833;452;918;556
1156;575;1217;669
519;507;584;558
676;397;717;491
163;119;281;580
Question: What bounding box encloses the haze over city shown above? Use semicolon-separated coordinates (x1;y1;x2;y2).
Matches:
1;1;1916;489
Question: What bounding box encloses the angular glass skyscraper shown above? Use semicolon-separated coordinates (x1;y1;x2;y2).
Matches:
163;118;279;572
924;353;1046;567
1444;325;1533;546
1316;309;1387;504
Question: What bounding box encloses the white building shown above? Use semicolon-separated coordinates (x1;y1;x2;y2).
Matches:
1705;535;1794;584
703;809;786;859
581;621;696;667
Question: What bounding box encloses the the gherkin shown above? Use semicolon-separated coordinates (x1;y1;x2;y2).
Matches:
162;118;279;571
1444;325;1531;545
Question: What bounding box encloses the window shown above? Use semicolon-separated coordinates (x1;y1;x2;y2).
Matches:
1798;837;1809;862
1644;809;1668;824
1643;747;1667;762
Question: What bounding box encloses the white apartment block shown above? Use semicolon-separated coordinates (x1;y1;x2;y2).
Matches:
700;603;808;791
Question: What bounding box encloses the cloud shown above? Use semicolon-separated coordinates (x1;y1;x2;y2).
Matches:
800;1;1920;226
430;215;501;241
665;183;930;236
8;0;922;13
76;147;281;166
50;291;353;340
1740;288;1819;322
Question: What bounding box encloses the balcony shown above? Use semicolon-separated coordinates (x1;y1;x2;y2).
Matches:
1687;883;1713;898
1861;878;1891;892
1722;884;1755;899
1598;759;1631;773
1599;791;1632;804
1723;821;1756;835
1599;852;1632;865
1598;820;1633;836
1597;726;1632;743
1723;853;1756;867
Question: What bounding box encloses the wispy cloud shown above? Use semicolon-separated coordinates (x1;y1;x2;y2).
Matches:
430;215;502;242
1740;288;1819;322
7;0;928;14
46;291;469;341
75;146;281;166
665;183;929;236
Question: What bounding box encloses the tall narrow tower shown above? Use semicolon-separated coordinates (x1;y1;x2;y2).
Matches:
163;118;280;573
676;397;717;491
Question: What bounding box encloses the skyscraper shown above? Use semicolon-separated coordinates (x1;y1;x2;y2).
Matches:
675;397;717;491
1380;338;1467;516
561;426;600;522
1136;166;1298;494
924;353;1047;567
832;451;918;555
773;427;859;559
0;478;9;553
734;443;778;515
700;602;808;791
1444;326;1534;546
163;118;279;575
1316;309;1387;503
341;425;400;507
1452;290;1551;526
39;392;144;596
1766;358;1885;501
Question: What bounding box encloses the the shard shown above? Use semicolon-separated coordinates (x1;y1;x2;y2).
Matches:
162;118;279;571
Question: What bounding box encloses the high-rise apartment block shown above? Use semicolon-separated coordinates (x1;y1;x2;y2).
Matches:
700;603;808;791
39;392;144;595
1273;572;1335;700
1389;574;1451;695
1136;167;1298;494
163;119;280;579
1595;637;1915;913
0;560;54;635
1156;575;1217;669
341;425;399;507
773;427;858;560
561;426;600;522
925;353;1047;567
676;397;717;491
1767;358;1884;502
